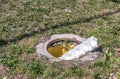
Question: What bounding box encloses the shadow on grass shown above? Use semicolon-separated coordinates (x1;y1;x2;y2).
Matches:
0;9;120;46
110;0;120;3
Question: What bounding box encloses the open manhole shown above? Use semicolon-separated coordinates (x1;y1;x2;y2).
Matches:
36;34;101;62
47;38;80;58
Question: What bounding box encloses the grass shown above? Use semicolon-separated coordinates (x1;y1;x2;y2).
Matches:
0;0;120;78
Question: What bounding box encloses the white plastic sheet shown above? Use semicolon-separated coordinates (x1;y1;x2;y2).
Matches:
59;36;98;60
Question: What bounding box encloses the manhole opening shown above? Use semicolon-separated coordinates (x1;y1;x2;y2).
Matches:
47;38;80;58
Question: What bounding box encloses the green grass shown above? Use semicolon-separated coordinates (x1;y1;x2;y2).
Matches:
0;0;120;78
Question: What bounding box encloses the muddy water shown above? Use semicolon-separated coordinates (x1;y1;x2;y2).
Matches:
48;43;74;57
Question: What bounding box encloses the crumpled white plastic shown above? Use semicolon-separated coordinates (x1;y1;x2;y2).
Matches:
59;36;98;60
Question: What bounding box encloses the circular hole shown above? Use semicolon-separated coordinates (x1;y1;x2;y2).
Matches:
47;38;80;58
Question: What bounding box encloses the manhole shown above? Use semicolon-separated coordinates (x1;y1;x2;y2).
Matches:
36;34;101;62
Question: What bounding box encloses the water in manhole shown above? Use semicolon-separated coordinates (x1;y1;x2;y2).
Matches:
36;34;101;62
47;39;79;57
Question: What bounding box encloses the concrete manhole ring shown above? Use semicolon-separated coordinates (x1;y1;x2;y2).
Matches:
36;34;101;62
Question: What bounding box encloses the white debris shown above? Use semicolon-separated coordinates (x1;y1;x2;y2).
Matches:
3;77;7;79
59;36;98;60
